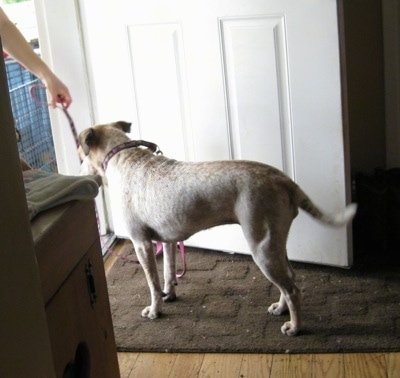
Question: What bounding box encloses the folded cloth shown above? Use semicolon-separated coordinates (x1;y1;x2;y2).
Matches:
24;170;100;220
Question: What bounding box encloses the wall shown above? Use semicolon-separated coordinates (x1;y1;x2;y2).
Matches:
0;41;55;377
339;0;387;175
383;0;400;169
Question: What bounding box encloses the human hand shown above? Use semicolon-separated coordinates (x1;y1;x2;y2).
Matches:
42;74;72;109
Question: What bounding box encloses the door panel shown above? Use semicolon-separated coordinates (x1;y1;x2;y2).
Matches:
79;0;352;266
220;15;293;174
127;23;190;161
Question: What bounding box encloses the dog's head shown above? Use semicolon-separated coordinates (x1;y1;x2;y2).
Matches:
79;121;132;175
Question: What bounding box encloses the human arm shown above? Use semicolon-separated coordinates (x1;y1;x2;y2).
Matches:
0;7;72;108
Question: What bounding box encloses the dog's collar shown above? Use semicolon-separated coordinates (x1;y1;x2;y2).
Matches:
103;140;162;171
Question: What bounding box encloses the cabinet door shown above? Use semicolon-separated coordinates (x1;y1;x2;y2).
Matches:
45;243;119;378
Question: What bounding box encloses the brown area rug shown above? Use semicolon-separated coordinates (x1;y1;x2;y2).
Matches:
107;242;400;354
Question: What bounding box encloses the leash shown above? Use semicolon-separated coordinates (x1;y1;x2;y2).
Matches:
30;83;187;278
29;84;80;151
113;241;186;278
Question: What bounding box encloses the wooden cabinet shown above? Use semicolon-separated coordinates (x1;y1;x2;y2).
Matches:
31;200;120;378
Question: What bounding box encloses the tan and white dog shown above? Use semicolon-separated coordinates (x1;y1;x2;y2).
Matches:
79;121;356;336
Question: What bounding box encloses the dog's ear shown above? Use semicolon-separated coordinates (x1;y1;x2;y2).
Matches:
113;121;132;133
79;128;98;155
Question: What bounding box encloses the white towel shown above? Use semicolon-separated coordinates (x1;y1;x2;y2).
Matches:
24;170;100;220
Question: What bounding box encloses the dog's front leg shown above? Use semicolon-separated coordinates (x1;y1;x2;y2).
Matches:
133;240;163;319
162;242;177;302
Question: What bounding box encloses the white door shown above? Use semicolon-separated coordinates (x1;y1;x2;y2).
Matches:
78;0;352;266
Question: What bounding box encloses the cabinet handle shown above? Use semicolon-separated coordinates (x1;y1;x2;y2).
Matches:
85;260;97;305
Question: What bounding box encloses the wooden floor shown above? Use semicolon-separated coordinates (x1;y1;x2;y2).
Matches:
105;241;400;378
117;352;400;378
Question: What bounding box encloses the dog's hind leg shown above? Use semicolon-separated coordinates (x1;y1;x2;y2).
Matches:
132;238;164;319
267;256;295;315
244;222;301;336
253;247;301;336
162;242;177;302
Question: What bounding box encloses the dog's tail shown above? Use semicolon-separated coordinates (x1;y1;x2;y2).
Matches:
297;188;357;227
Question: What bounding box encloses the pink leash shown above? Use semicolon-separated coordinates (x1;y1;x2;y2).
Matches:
158;242;187;278
29;84;81;151
30;84;187;278
114;241;187;278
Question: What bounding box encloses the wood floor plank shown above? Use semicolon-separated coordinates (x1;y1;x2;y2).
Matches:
269;354;291;378
169;353;205;377
312;354;344;378
269;354;314;378
239;354;273;377
386;352;400;378
128;352;178;378
104;239;127;275
117;352;139;378
199;353;243;378
343;353;387;378
290;354;314;377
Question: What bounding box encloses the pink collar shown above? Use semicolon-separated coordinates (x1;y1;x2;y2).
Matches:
103;140;162;171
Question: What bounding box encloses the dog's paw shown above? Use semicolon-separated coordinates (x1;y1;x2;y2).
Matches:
281;321;298;336
162;292;177;302
268;302;287;316
141;306;159;320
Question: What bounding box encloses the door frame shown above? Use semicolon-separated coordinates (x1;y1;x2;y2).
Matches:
34;0;93;175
